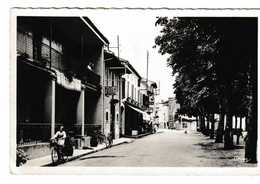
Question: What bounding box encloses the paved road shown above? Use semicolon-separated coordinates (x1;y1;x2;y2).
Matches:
60;130;209;167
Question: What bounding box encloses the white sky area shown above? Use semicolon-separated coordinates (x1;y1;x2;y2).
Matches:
85;10;175;102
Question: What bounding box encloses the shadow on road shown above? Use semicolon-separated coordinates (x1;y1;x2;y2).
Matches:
79;155;124;160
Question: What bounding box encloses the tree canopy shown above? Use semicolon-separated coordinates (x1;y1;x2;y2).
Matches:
154;17;257;162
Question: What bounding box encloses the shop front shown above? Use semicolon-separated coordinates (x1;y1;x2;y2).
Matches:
124;102;151;136
17;59;56;144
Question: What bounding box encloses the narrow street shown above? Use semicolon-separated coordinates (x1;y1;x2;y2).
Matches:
59;130;256;167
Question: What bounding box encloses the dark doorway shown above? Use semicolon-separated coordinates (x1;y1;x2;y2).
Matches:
110;101;115;139
55;85;80;131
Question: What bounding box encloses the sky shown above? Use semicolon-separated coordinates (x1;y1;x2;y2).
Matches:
84;10;175;102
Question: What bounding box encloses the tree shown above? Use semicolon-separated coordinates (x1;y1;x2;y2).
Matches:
154;17;257;161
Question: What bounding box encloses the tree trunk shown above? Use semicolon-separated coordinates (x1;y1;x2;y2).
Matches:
200;108;206;134
196;116;199;131
245;53;257;163
245;115;248;131
224;84;234;149
215;101;225;143
205;114;210;136
210;113;215;139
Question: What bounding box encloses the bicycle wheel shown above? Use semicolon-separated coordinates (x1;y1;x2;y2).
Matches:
51;147;59;163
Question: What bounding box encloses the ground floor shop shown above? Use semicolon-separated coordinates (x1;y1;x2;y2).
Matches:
17;60;104;151
122;102;152;136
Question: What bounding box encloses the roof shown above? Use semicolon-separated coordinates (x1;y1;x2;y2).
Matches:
17;16;110;45
141;78;158;88
81;17;110;45
116;57;142;79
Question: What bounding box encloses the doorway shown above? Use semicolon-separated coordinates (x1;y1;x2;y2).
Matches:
110;101;115;139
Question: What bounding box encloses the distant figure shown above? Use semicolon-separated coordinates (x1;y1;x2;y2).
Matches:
184;130;187;134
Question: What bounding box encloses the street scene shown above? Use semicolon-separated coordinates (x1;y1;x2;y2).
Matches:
11;9;258;173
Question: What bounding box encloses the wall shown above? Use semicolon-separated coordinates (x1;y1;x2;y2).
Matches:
18;143;51;160
103;65;121;139
91;46;104;126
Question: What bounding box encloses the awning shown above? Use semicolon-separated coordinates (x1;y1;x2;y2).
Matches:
127;104;151;121
56;71;82;92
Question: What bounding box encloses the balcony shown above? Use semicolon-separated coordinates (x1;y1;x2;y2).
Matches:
81;69;101;88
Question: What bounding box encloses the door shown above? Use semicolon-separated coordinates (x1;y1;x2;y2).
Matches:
110;101;115;139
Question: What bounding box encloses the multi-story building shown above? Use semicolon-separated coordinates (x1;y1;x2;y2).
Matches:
121;62;143;136
168;97;180;129
16;16;109;158
120;65;157;136
154;100;169;129
103;50;131;139
155;97;180;129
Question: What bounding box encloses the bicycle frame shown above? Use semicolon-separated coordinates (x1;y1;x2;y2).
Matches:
51;142;68;164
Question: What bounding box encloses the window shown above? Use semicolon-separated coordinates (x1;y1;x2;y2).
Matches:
127;81;129;97
169;115;173;121
17;30;33;58
122;79;125;99
182;123;188;128
105;111;109;123
116;113;119;123
131;84;134;99
134;87;136;100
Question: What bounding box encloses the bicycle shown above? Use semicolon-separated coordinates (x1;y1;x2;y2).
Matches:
95;131;113;148
50;139;69;164
106;132;113;148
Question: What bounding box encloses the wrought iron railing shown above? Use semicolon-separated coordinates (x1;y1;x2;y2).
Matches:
17;30;101;87
81;69;101;87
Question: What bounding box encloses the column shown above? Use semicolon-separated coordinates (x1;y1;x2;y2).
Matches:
76;86;85;136
51;76;56;137
81;89;85;136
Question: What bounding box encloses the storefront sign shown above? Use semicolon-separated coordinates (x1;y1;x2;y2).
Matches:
105;86;117;96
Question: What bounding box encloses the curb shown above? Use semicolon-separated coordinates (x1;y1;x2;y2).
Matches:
123;131;164;139
42;139;133;167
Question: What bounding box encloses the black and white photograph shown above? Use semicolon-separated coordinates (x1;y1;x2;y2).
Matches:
8;5;260;177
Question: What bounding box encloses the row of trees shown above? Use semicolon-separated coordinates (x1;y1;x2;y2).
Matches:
154;17;257;163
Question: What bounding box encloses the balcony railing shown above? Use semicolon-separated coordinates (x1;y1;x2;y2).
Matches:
81;69;101;87
17;30;101;87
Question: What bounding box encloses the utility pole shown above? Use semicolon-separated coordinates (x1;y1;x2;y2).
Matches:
146;51;149;85
109;35;120;58
117;35;120;58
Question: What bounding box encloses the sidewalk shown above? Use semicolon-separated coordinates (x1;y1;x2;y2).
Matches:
24;137;134;167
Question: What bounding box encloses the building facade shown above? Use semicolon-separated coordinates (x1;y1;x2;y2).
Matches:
103;50;130;139
16;16;159;160
155;97;180;129
120;64;157;136
154;100;169;129
16;17;110;157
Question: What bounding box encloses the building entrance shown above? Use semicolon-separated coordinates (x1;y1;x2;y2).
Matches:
55;85;80;134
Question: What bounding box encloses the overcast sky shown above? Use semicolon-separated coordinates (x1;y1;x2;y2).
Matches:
85;10;175;102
